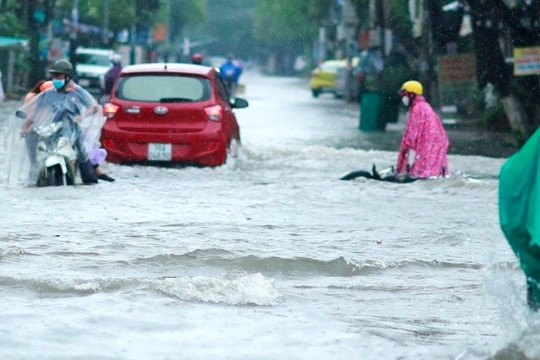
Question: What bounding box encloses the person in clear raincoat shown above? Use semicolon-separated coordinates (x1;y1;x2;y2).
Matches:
4;59;106;186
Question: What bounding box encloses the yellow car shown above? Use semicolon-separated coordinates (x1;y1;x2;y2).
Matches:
309;58;358;98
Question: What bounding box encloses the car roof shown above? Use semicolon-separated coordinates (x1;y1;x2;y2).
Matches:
76;48;114;55
321;59;346;65
120;63;215;76
320;58;359;67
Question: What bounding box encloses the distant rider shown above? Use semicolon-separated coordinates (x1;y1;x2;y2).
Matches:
191;53;203;65
104;54;123;95
219;54;242;95
396;80;449;179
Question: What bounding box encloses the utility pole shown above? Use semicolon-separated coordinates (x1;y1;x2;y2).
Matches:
130;0;138;64
130;24;136;64
376;0;385;56
69;0;79;72
164;0;171;62
103;0;110;46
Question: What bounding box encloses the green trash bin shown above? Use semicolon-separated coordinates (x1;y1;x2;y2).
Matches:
359;91;387;131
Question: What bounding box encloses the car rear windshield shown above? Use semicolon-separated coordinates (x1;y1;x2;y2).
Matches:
115;74;211;102
76;53;111;67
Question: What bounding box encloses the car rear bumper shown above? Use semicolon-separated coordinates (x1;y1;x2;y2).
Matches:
101;121;229;166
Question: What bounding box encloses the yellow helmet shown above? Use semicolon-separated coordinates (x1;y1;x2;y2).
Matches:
400;80;423;95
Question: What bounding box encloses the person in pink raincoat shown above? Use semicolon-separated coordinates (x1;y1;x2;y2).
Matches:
396;80;449;178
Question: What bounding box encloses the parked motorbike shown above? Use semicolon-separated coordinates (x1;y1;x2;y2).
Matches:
33;121;78;186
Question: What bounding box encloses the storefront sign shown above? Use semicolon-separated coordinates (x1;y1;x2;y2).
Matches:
438;53;477;107
514;47;540;76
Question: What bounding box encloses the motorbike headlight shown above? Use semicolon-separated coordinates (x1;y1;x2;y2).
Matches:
35;122;63;137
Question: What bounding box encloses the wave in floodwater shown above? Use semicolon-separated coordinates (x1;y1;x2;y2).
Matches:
235;143;503;181
0;273;280;306
127;249;485;276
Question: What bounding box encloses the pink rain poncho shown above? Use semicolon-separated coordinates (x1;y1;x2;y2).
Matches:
396;95;449;178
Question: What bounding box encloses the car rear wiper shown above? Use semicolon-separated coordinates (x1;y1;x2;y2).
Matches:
159;97;193;103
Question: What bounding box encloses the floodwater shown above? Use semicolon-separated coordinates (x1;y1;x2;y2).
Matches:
0;71;536;360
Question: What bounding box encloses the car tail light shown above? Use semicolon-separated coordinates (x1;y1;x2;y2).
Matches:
102;138;116;149
205;141;219;151
204;105;223;122
103;103;119;119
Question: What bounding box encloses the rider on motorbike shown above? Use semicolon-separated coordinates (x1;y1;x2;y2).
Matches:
219;54;242;96
5;60;105;185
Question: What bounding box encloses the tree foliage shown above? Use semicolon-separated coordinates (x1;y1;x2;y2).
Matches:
254;0;330;47
167;0;206;43
205;0;254;58
252;0;331;73
0;0;26;37
349;0;370;30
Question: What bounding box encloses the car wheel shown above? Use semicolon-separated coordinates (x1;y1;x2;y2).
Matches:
312;89;320;98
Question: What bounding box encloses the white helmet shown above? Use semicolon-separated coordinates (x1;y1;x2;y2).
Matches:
111;54;122;64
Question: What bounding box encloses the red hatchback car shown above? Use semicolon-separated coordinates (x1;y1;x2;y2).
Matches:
100;63;248;166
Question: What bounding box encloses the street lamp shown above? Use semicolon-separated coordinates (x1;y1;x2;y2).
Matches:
69;0;79;71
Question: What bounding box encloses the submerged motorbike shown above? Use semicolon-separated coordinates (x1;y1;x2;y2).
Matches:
15;108;79;187
23;119;78;187
33;121;78;187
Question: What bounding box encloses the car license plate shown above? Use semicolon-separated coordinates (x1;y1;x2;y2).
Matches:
79;79;90;87
148;143;172;161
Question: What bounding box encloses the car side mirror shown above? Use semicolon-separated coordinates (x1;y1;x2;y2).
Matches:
98;94;110;105
232;97;248;109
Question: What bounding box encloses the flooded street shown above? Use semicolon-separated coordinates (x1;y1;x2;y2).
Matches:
0;71;534;360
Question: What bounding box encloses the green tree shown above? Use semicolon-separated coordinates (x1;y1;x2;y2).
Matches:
1;0;58;87
0;0;26;37
168;0;206;43
205;0;254;59
253;0;331;74
465;0;540;140
150;0;206;60
54;0;155;45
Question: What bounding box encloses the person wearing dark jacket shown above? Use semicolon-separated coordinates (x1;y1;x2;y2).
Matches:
104;54;123;95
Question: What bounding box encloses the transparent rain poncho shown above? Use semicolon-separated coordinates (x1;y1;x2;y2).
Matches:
4;83;106;186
